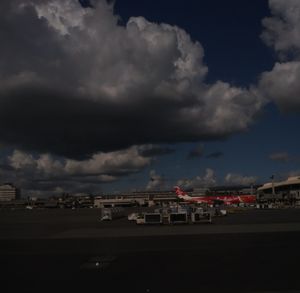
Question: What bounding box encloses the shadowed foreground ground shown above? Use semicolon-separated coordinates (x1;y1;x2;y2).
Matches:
1;208;300;292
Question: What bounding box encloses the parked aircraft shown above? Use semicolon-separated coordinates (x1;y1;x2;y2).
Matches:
174;186;256;205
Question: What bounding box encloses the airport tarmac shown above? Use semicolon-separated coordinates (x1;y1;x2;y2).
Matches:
2;207;300;239
1;208;300;292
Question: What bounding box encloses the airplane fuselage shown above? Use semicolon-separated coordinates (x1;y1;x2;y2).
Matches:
174;186;256;205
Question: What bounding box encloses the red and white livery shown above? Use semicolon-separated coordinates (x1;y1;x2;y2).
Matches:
174;186;256;205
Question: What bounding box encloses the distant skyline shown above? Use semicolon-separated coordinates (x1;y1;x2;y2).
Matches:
0;0;300;196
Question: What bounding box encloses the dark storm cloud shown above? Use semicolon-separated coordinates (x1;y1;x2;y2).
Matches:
0;164;14;172
0;155;15;179
0;2;67;80
0;87;224;159
206;151;224;159
0;0;264;159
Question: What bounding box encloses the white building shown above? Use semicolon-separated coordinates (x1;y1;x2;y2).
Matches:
257;176;300;203
0;183;20;201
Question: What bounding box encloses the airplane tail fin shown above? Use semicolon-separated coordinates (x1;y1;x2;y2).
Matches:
174;186;188;197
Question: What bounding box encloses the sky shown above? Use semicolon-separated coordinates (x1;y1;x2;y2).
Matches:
0;0;300;196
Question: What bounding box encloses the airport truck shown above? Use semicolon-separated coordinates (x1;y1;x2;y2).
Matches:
135;213;162;225
168;212;188;224
143;213;162;224
191;211;212;223
100;207;125;221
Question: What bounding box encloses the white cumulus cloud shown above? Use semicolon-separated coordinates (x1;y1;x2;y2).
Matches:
5;146;152;195
0;0;264;158
260;0;300;112
225;173;257;186
146;170;166;191
177;168;217;189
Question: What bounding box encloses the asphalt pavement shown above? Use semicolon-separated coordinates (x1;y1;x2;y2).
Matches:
1;208;300;292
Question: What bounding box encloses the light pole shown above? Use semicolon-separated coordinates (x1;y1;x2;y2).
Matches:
270;175;275;196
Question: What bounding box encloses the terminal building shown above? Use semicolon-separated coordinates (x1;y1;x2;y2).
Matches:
94;190;177;208
257;176;300;204
0;183;21;201
94;187;256;208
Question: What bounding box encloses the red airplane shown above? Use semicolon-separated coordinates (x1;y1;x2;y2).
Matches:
174;186;256;205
